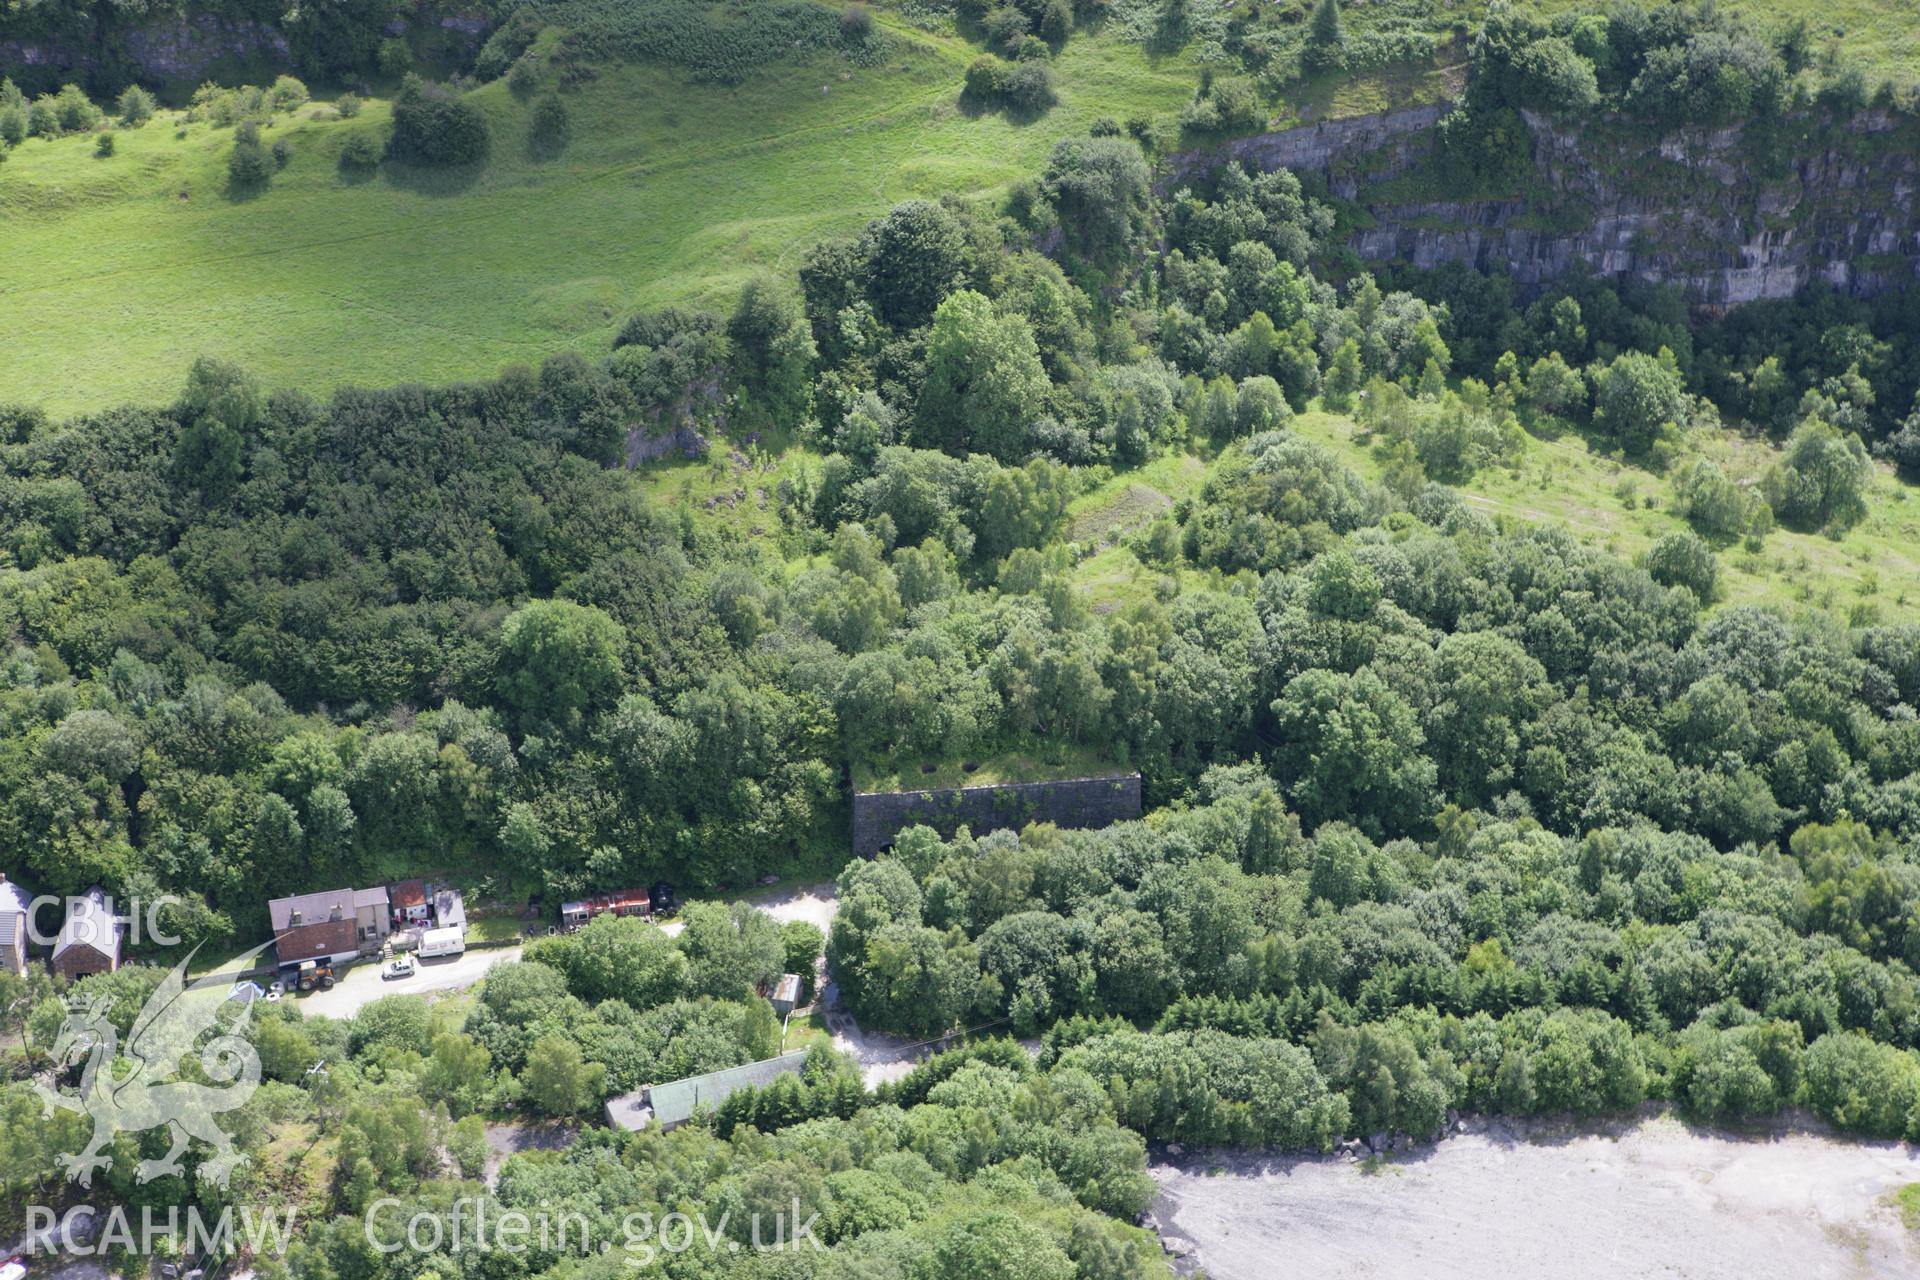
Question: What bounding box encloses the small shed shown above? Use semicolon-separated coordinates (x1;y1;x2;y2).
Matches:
390;879;430;926
432;885;467;932
53;887;122;979
770;973;803;1019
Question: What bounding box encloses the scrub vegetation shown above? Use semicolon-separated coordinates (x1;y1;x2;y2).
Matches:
8;2;1920;1277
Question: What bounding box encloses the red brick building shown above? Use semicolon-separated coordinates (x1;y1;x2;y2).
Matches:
269;886;391;966
52;887;122;979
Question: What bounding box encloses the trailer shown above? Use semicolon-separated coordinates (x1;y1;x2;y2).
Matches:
559;888;651;930
417;926;466;959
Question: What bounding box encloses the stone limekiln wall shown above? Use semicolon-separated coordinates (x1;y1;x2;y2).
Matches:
851;773;1143;856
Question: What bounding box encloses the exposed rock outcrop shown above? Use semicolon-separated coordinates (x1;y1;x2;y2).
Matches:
3;16;289;85
624;423;710;467
0;9;488;89
1166;102;1449;187
1176;104;1920;308
125;17;289;80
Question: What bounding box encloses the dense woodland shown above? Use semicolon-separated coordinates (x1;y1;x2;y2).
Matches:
8;1;1920;1277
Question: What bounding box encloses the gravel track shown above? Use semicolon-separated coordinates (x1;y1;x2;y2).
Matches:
1149;1113;1920;1280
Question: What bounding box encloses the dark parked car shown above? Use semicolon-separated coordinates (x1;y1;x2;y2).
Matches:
649;882;677;916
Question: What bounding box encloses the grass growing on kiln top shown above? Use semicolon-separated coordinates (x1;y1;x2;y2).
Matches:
0;9;1205;416
852;741;1127;794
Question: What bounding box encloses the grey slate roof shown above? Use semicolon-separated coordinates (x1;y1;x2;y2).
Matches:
54;886;121;961
269;888;359;931
0;876;31;948
432;886;466;930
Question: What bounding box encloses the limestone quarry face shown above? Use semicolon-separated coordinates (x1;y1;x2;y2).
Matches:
0;9;485;87
1174;104;1920;309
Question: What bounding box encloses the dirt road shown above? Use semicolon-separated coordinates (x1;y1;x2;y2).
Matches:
1149;1113;1920;1280
287;884;840;1021
295;945;523;1019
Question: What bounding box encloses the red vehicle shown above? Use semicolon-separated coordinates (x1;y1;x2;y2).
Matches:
559;888;651;930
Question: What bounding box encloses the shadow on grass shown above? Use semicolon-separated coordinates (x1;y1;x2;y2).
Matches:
379;156;489;196
956;87;995;120
1003;97;1057;127
955;88;1058;128
1519;409;1573;442
1145;8;1195;56
526;119;570;163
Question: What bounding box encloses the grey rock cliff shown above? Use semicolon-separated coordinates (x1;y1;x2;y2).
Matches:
1176;104;1920;308
1;9;488;87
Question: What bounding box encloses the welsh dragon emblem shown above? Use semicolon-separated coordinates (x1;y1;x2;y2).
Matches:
35;942;273;1189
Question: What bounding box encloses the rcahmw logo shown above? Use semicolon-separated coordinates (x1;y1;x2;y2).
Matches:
35;937;274;1189
25;1204;297;1260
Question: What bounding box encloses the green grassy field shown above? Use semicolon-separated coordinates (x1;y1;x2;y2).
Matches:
0;11;1203;416
1066;451;1212;546
5;0;1913;417
1288;408;1920;626
1059;402;1920;630
1064;451;1218;613
640;395;1920;631
1521;0;1920;87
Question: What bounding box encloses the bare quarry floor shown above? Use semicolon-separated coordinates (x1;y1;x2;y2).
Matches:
1150;1113;1920;1280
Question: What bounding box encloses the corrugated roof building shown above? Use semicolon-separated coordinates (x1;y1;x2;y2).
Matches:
605;1051;809;1131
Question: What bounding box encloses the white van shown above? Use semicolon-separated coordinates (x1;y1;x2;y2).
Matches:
417;926;466;959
